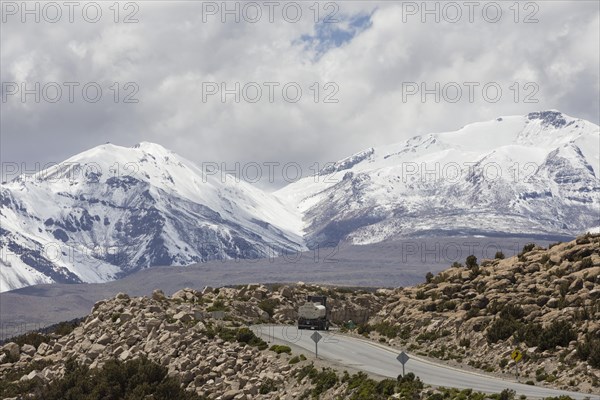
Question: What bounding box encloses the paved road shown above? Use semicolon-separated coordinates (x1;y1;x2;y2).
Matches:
252;325;599;400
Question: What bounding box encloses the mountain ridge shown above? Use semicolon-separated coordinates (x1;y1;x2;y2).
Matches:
1;110;598;292
276;110;599;246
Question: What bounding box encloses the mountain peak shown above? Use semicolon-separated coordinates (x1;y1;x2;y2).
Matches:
129;142;177;159
132;141;172;154
526;110;575;129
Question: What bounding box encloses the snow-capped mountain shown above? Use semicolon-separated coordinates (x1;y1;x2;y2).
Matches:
0;142;304;292
276;111;600;246
1;111;598;292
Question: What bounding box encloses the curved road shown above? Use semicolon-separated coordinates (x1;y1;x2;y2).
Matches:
251;325;598;400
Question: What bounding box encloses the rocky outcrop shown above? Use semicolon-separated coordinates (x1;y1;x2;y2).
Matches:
361;233;600;393
0;285;386;399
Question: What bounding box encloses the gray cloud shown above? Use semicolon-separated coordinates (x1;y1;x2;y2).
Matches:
1;1;598;188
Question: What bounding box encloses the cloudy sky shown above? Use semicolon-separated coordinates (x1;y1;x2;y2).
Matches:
1;1;599;188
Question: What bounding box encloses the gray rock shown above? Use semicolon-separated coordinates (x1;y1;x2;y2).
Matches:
96;333;112;345
119;313;133;322
3;342;19;360
88;343;106;359
173;311;193;322
21;344;36;357
546;297;559;308
222;389;238;400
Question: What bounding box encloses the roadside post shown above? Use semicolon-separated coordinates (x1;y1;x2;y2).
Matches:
396;351;410;377
511;348;523;381
311;331;322;358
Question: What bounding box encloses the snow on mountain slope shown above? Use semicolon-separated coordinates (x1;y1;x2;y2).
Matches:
2;111;598;293
0;142;304;292
276;111;600;246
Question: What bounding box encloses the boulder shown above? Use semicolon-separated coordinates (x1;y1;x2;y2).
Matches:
222;389;238;400
173;311;193;322
20;344;36;357
568;278;583;292
546;297;559;308
88;343;106;359
280;286;293;299
3;342;19;360
96;333;112;345
119;313;133;322
550;255;561;264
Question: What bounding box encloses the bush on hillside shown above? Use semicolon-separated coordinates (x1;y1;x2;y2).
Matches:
34;357;203;400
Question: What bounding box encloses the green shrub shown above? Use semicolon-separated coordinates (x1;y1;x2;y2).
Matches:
486;317;521;344
416;331;441;343
270;344;292;355
11;332;48;349
443;300;457;311
357;324;372;335
498;388;516;400
259;378;278;394
521;243;536;254
425;272;434;283
311;369;338;397
466;255;478;269
295;365;339;398
236;327;268;350
342;371;423;400
289;356;301;364
372;322;401;339
465;307;480;320
537;320;576;351
499;304;525;320
0;359;53;397
515;322;543;347
295;363;317;382
581;257;593;269
206;299;228;312
576;335;600;368
32;357;203;399
495;251;505;259
216;326;236;342
258;298;279;317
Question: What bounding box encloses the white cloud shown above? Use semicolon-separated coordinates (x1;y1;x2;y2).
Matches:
1;1;598;188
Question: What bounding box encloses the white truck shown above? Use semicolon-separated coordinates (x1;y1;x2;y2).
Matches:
297;295;329;330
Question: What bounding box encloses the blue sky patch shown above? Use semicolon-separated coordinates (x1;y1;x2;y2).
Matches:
298;12;373;58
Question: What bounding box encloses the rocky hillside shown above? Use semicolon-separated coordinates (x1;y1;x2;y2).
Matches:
0;287;379;399
1;234;598;398
1;287;512;400
225;235;600;394
363;233;600;394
